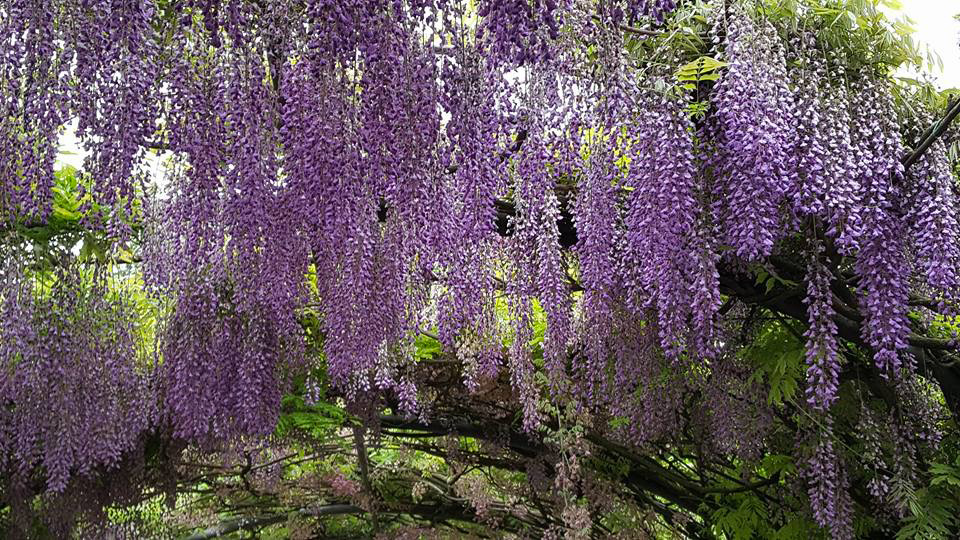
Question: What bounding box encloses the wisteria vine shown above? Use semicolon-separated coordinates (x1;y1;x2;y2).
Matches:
1;0;959;538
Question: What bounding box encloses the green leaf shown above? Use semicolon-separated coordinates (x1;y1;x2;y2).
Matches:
608;416;629;429
741;320;804;406
675;56;729;83
276;398;351;438
761;454;797;477
414;332;442;361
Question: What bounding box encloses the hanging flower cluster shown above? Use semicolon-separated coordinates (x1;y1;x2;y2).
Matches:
597;0;678;25
802;254;841;411
803;435;854;540
709;9;796;261
625;0;678;24
0;256;155;494
478;0;563;66
0;0;72;222
148;6;308;440
623;86;705;360
790;42;861;252
573;138;621;390
434;50;511;388
505;69;578;420
72;0;160;228
2;2;960;537
855;204;911;376
788;39;914;536
905;136;960;309
847;75;912;376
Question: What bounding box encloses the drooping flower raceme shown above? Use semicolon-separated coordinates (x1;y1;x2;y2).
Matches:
149;13;307;440
905;137;960;309
803;434;854;540
0;257;155;494
623;87;705;360
0;0;72;223
72;0;160;230
790;42;862;252
802;253;841;411
709;10;796;262
1;3;959;537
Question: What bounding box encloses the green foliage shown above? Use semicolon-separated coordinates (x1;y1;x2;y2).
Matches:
414;332;442;362
685;99;710;120
771;517;822;540
102;496;172;537
712;491;820;540
711;496;770;540
761;453;798;478
896;489;957;540
708;454;810;540
753;266;799;295
761;0;929;73
897;459;960;539
15;167;86;247
675;55;728;90
743;320;805;406
12;166;141;271
926;314;960;340
276;394;352;439
930;462;960;490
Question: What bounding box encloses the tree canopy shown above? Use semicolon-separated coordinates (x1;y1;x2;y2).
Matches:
3;0;960;538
